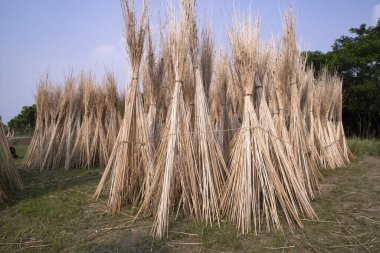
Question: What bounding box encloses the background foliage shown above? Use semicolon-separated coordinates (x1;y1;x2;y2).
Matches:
305;18;380;137
7;105;36;136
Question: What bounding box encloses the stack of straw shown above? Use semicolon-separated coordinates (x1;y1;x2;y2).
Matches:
24;72;124;171
0;116;24;203
25;0;352;238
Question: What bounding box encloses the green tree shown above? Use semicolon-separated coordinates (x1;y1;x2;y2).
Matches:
305;18;380;137
8;105;36;135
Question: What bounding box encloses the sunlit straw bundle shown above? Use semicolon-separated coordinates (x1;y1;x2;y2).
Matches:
142;24;164;147
222;15;302;234
25;71;123;171
22;0;354;238
255;45;316;222
139;1;200;238
282;11;320;198
23;76;50;169
185;0;227;226
314;69;347;169
94;0;153;213
0;116;24;201
333;75;352;162
209;51;229;151
52;75;77;170
104;72;123;164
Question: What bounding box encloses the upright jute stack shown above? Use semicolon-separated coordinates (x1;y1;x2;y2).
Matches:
142;24;164;148
221;14;312;234
94;0;154;213
138;1;201;238
0;116;24;203
24;0;352;238
209;51;229;151
184;0;227;227
23;72;123;172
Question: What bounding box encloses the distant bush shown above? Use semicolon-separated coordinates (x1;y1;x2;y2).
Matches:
7;105;36;136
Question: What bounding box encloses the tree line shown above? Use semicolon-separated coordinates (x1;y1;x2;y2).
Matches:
304;18;380;137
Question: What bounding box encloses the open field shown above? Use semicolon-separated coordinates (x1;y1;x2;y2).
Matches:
0;139;379;252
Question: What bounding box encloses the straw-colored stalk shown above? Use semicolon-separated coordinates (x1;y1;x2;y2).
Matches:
104;72;123;164
302;68;321;165
225;65;243;145
288;60;320;198
314;68;346;169
23;76;49;169
142;23;164;146
209;51;228;151
94;0;154;213
282;11;320;198
0;116;24;191
156;36;174;137
52;75;76;170
185;0;228;226
139;1;200;238
39;84;64;171
271;42;306;195
200;24;214;99
68;73;95;169
222;15;301;234
90;85;108;168
255;47;316;221
325;74;346;167
333;76;352;162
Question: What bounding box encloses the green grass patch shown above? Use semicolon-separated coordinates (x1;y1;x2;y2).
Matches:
348;137;380;156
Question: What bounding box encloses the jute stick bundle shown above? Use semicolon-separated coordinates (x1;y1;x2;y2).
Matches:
184;0;228;226
0;116;24;203
139;1;200;238
94;0;153;213
222;15;302;234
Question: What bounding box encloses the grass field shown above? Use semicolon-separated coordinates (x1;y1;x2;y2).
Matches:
0;139;379;252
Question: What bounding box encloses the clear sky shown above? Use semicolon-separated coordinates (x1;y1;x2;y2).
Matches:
1;0;379;123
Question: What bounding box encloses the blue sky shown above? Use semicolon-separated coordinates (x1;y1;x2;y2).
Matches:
0;0;379;123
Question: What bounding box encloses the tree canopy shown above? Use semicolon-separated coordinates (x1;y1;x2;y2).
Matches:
305;18;380;137
7;105;36;135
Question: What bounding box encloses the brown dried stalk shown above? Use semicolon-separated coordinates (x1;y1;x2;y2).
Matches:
0;115;24;199
94;0;154;213
222;14;301;234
